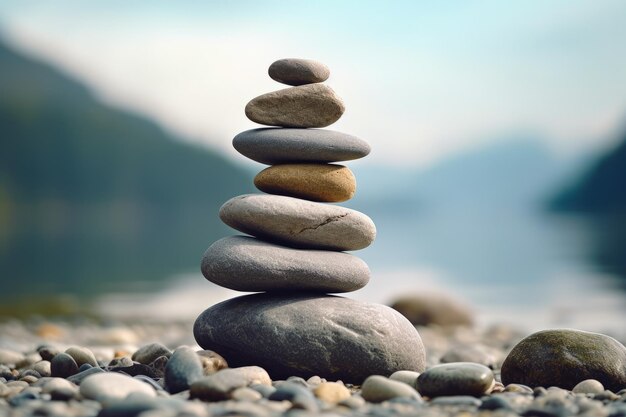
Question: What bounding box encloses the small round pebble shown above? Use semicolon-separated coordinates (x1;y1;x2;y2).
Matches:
269;382;319;411
80;372;156;402
416;362;494;398
37;346;60;362
573;379;605;394
389;370;420;388
33;361;51;378
0;349;25;366
164;347;204;394
189;366;271;401
196;350;228;375
50;353;79;378
65;346;98;367
361;375;422;403
268;58;330;86
314;381;351;404
231;387;263;401
132;343;172;365
505;383;534;394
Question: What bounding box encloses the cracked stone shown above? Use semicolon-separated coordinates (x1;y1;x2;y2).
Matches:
219;194;376;251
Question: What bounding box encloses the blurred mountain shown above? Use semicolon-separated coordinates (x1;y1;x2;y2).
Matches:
0;40;252;299
550;128;626;213
353;137;579;213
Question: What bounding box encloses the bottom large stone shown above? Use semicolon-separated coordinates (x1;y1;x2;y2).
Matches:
193;293;425;383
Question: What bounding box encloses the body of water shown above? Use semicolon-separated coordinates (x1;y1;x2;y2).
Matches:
94;202;626;335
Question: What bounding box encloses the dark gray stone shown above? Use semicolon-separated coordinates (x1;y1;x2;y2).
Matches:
245;84;344;128
268;58;330;86
164;347;204;394
132;343;172;365
193;293;425;383
416;363;494;398
50;353;78;378
201;236;370;293
110;363;160;379
501;329;626;391
233;128;370;165
37;346;59;362
219;194;376;251
269;382;319;410
479;395;513;410
67;366;104;385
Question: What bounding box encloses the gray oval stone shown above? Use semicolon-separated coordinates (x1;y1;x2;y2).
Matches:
416;362;494;398
361;375;422;403
132;343;172;365
245;84;345;128
268;58;330;86
164;347;204;394
189;366;271;401
233;128;370;164
389;370;420;388
219;194;376;251
193;293;425;383
80;372;156;402
500;329;626;391
201;236;370;293
572;379;604;394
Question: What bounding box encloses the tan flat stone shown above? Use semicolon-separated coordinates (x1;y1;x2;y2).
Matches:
245;84;345;128
254;163;356;202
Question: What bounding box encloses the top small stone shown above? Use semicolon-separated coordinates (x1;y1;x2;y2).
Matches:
269;58;330;86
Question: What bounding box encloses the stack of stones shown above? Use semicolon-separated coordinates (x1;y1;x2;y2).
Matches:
193;58;425;383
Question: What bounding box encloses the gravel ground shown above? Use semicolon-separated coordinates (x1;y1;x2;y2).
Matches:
0;317;625;417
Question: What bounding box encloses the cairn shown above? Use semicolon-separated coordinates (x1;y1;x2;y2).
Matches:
193;58;425;382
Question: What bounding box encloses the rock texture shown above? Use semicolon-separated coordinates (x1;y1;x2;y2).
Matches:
233;128;370;164
254;164;356;202
193;293;426;383
268;58;330;86
219;194;376;251
245;84;345;128
416;363;494;398
201;236;370;293
500;329;626;391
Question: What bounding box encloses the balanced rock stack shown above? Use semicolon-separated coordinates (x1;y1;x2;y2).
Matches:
193;58;425;383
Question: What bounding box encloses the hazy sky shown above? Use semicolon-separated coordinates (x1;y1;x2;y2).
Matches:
1;0;626;166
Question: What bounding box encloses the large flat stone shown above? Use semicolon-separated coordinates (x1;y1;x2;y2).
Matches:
245;84;344;128
201;236;369;293
193;293;426;383
233;128;370;164
219;194;376;251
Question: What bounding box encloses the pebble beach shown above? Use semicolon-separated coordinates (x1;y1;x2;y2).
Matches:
1;317;625;417
2;57;626;417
